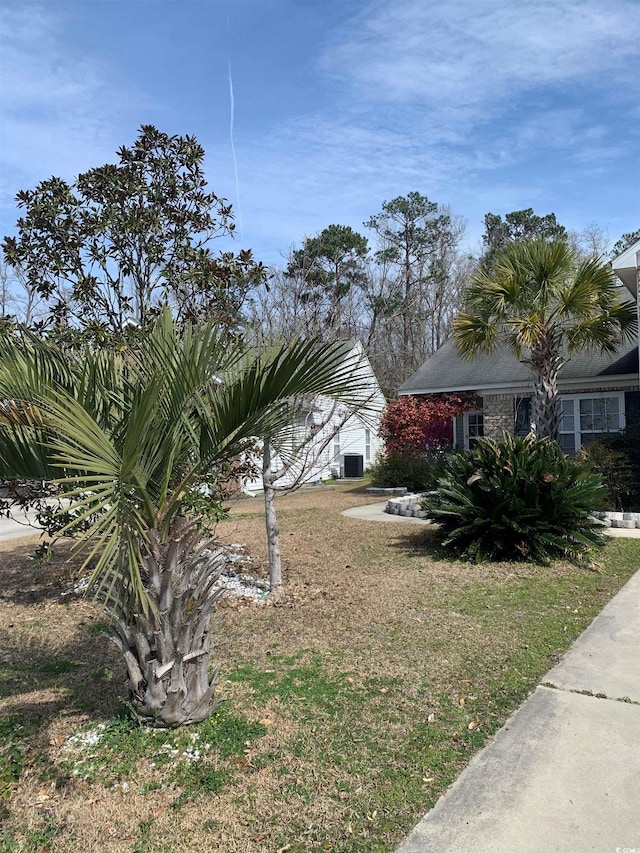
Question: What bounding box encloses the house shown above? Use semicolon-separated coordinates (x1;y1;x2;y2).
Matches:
243;340;386;490
398;238;640;452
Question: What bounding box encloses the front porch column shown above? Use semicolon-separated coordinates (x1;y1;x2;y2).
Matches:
481;393;515;439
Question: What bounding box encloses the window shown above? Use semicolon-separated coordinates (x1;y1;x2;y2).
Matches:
453;411;484;449
332;431;341;477
465;411;484;449
514;397;532;437
559;393;624;453
365;428;371;462
558;398;576;454
333;431;341;461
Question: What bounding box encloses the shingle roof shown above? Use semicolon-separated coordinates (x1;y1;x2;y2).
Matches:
399;339;639;395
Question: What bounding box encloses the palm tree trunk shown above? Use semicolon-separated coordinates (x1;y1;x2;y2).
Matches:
107;523;225;727
262;441;283;597
527;341;565;442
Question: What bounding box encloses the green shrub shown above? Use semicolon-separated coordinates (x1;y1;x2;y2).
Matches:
580;426;640;511
368;450;448;493
423;434;607;563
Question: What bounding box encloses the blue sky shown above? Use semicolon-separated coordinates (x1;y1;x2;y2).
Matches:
1;0;639;266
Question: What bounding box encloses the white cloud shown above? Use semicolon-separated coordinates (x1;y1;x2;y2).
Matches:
203;110;501;268
2;0;636;264
324;0;639;120
0;3;143;213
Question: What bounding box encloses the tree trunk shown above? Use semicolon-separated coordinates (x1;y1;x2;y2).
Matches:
262;440;283;597
106;522;225;727
403;237;412;364
527;341;565;442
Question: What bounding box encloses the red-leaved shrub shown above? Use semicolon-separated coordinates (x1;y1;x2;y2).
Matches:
380;395;470;455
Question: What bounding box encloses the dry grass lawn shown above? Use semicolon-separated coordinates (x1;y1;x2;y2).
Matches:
1;482;638;852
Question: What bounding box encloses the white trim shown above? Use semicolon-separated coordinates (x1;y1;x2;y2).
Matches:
399;373;639;397
611;237;640;268
611;238;640;296
455;410;484;450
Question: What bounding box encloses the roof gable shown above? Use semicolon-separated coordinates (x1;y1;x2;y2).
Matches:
611;237;640;296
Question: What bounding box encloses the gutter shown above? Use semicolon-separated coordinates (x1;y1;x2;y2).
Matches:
399;373;640;397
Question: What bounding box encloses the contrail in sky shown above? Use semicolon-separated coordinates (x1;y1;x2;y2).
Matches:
228;59;244;241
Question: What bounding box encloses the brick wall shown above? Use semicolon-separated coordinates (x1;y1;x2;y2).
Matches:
563;384;636;394
480;393;515;439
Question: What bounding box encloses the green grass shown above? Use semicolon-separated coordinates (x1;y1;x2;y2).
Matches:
226;653;513;850
86;621;111;635
60;705;266;791
0;716;31;800
221;539;640;851
1;815;60;852
36;659;78;676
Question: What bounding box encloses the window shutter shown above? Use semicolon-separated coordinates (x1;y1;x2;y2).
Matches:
625;391;640;427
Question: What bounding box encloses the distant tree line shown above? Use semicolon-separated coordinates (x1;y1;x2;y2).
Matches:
2;125;637;395
247;193;473;394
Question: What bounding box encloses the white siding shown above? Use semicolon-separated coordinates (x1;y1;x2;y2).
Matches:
243;342;385;491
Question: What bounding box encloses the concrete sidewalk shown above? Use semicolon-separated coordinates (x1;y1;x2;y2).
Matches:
397;569;640;853
0;506;47;542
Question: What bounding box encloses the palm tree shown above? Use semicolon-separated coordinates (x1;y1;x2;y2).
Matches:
0;311;371;726
453;239;637;440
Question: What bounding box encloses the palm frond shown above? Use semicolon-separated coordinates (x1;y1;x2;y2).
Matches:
456;238;636;370
452;313;499;359
0;310;379;613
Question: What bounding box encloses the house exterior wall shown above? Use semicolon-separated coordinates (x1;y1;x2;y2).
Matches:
326;411;384;478
243;404;384;491
242;342;386;492
478;383;639;444
479;393;514;439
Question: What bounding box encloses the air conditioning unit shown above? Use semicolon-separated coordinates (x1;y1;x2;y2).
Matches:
343;455;364;478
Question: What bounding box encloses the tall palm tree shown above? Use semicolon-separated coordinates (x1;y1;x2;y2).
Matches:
453;239;637;440
0;311;372;726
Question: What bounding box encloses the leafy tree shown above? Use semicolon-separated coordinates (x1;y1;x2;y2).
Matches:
482;208;566;266
248;195;468;394
370;394;471;491
0;260;13;319
284;225;368;336
2;125;263;344
0;311;370;726
612;228;640;258
365;193;465;375
454;239;637;440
